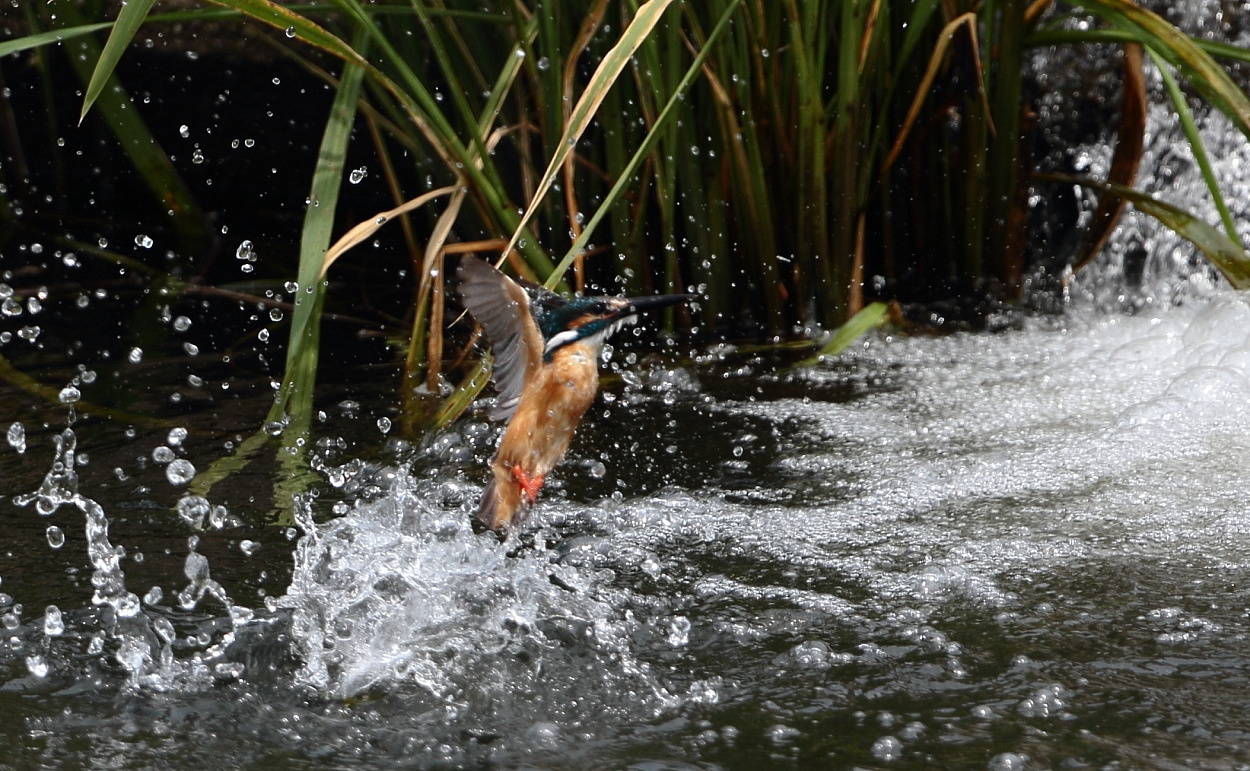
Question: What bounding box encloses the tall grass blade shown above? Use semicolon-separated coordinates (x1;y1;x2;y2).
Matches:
0;23;112;59
1042;174;1250;289
548;0;742;288
79;0;155;123
501;0;675;266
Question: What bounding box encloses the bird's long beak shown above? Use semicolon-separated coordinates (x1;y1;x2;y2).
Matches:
617;292;698;319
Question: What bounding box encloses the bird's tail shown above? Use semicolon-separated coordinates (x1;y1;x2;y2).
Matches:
474;474;524;534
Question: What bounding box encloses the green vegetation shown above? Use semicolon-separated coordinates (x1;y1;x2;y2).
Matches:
4;1;1250;504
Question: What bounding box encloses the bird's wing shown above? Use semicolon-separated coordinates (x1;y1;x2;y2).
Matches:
457;257;544;421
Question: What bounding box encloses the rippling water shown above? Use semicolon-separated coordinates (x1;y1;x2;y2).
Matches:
6;291;1250;768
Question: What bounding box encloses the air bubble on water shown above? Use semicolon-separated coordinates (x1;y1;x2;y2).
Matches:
167;427;188;446
871;735;903;762
349;167;367;184
7;423;25;453
766;724;800;746
172;315;191;332
988;753;1029;771
166;459;196;485
152;446;175;464
135;234;154;249
25;655;48;678
46;525;64;549
128;347;143;364
43;605;63;636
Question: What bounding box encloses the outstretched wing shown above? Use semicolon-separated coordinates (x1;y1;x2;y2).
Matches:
457;257;543;421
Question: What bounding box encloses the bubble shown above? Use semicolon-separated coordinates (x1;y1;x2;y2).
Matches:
143;586;164;606
7;423;25;453
152;446;175;464
183;342;200;356
988;753;1029;771
43;605;64;636
173;315;192;332
871;735;903;762
166;459;196;485
135;234;153;249
57;386;80;404
46;525;64;549
377;417;392;434
167;427;188;446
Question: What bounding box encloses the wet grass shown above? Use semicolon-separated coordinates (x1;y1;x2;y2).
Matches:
4;1;1250;507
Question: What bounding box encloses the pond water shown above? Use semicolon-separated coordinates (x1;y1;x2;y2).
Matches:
4;284;1250;769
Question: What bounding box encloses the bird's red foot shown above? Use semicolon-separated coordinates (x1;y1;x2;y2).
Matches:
510;464;544;504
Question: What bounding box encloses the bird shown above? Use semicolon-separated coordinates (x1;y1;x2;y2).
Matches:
457;256;695;534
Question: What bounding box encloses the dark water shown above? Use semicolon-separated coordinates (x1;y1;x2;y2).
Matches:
4;294;1250;769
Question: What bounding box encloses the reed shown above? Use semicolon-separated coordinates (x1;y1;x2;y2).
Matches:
4;1;1250;499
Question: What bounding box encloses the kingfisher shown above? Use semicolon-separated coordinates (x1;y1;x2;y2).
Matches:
457;256;694;534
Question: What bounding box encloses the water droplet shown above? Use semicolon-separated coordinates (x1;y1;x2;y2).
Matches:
377;417;392;434
191;148;205;164
284;26;296;37
172;315;191;332
284;281;298;293
25;655;48;678
166;459;195;485
26;297;41;315
588;460;606;478
183;342;200;356
18;325;41;342
143;586;164;606
2;297;22;316
348;166;367;184
240;540;260;556
536;56;550;71
268;308;283;322
46;525;64;549
7;423;25;453
257;329;270;342
57;386;80;404
235;240;256;261
127;347;143;364
135;234;153;249
43;605;64;636
179;124;190;138
514;49;525;59
153;446;175;464
176;495;209;528
167;427;188;446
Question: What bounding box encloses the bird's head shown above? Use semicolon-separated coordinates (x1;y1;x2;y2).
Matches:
527;287;695;359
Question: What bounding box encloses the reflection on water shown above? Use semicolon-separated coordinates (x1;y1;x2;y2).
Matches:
5;291;1250;767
